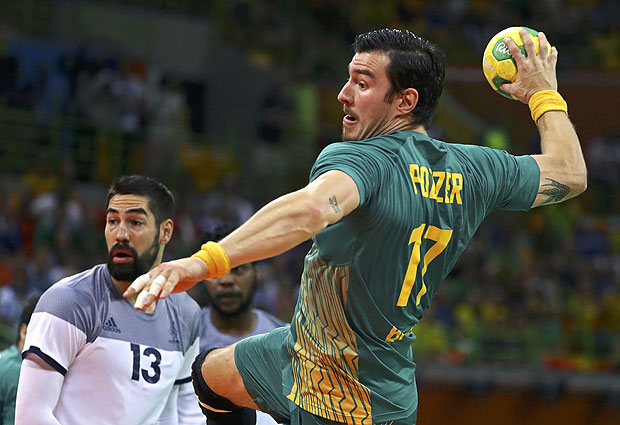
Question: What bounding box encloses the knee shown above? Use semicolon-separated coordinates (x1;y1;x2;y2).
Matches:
191;348;236;411
191;348;256;424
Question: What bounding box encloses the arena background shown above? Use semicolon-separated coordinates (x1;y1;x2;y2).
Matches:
0;1;618;424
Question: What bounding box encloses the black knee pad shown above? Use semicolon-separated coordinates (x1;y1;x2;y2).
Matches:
191;348;257;425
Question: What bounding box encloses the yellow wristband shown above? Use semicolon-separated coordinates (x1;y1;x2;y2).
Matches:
528;90;568;123
191;242;231;278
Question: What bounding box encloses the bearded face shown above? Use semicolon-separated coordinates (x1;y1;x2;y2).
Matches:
106;229;160;283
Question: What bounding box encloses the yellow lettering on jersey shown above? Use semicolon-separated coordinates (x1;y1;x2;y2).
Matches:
428;168;438;201
385;325;416;343
385;326;402;342
408;165;463;205
449;173;463;204
420;166;429;197
433;171;445;203
409;164;420;194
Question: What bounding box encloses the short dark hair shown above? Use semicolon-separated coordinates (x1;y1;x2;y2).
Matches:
353;28;445;129
17;294;40;345
106;175;175;225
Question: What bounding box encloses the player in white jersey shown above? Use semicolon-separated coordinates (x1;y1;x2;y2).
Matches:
16;175;204;425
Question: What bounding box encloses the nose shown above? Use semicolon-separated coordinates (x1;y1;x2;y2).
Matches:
114;222;130;243
337;81;352;105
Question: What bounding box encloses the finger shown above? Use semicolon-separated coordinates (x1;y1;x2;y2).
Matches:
520;29;536;59
160;270;180;299
503;37;525;68
124;273;151;298
550;46;559;68
538;31;549;61
134;288;150;310
148;274;167;297
141;274;166;307
499;83;527;104
499;82;513;94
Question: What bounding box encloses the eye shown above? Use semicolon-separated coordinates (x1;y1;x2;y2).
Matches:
358;81;367;89
107;217;117;225
132;220;144;226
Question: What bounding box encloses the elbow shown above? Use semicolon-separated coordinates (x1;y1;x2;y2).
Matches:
575;177;587;196
568;168;588;198
289;189;331;237
296;200;330;236
575;166;588;195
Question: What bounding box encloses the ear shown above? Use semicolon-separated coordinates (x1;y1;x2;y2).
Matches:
396;88;419;116
19;323;28;343
159;219;174;245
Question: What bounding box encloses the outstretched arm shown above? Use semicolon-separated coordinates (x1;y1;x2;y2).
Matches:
501;29;587;208
126;169;360;308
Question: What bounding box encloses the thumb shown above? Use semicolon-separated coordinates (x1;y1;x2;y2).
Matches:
499;83;526;104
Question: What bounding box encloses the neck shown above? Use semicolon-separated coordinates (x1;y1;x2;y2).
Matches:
383;117;427;136
210;308;256;337
111;275;157;314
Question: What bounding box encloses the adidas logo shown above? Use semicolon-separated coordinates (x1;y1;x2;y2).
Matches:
103;317;121;333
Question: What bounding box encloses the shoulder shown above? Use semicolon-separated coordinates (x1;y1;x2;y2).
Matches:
37;265;107;312
0;345;19;364
34;265;109;333
168;292;200;315
254;309;286;328
166;293;202;331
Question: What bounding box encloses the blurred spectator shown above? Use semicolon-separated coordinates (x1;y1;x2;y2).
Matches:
0;294;38;425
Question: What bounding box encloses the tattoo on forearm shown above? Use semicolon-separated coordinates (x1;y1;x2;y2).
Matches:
329;195;341;213
538;178;570;205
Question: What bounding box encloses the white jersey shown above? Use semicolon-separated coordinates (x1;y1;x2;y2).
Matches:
200;307;286;425
23;264;202;425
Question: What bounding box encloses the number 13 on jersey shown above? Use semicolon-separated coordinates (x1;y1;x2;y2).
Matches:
397;223;453;307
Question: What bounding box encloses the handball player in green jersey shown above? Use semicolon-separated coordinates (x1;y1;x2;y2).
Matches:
126;28;586;425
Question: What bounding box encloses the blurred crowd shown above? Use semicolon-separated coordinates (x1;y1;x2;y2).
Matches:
1;0;620;372
161;0;620;77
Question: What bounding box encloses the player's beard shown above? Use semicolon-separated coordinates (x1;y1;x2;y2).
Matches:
209;278;258;319
106;230;160;283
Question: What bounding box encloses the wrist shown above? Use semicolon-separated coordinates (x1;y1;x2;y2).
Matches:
191;241;231;278
190;257;209;279
528;90;568;123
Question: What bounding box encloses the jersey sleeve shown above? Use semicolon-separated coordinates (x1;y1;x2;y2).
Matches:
22;285;92;374
461;146;540;213
175;294;202;382
310;141;386;207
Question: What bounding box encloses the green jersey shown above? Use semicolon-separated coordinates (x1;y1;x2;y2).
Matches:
285;130;539;424
0;345;21;425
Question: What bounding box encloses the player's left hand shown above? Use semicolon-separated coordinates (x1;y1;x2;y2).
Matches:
500;29;558;104
123;257;208;310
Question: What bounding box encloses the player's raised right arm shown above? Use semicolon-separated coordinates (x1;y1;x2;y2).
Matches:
500;29;587;207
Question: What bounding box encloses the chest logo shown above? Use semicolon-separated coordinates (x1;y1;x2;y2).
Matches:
103;317;121;334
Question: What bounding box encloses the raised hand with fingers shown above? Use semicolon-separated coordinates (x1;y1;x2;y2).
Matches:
124;257;209;310
500;29;558;104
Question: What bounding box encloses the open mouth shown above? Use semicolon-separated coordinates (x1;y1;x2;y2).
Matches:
343;112;357;127
112;250;134;263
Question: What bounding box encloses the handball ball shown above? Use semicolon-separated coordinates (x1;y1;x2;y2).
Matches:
482;26;551;100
